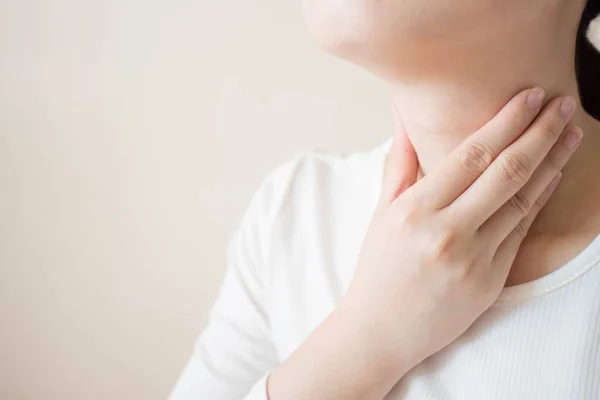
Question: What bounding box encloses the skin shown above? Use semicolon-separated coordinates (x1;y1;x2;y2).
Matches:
268;0;600;398
302;0;600;286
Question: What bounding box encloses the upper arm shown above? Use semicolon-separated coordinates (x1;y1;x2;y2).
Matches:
169;158;301;400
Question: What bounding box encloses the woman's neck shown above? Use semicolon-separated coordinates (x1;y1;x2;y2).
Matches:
391;72;600;229
391;73;591;174
388;0;600;232
387;17;600;284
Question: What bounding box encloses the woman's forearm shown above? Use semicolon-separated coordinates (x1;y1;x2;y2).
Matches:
267;303;411;400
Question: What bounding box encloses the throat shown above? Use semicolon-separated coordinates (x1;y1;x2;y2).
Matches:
389;78;600;287
390;72;583;176
382;2;600;285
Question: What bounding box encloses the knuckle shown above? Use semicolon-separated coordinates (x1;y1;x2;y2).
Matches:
514;220;529;239
540;116;564;140
507;190;531;215
542;153;562;174
459;142;494;174
428;228;460;262
452;260;475;280
497;151;531;188
393;205;421;227
533;195;545;208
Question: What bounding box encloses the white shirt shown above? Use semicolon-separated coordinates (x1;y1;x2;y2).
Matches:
170;138;600;400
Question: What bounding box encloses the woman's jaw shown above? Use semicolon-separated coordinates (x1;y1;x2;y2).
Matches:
304;0;594;173
305;0;600;253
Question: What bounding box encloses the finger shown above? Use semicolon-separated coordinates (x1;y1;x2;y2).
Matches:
490;172;562;281
412;87;546;209
479;124;583;246
450;96;576;229
378;107;419;209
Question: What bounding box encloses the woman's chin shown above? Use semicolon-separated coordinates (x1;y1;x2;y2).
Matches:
303;3;375;59
301;1;447;73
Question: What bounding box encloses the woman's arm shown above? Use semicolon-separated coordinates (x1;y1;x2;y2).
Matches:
169;161;299;400
267;299;414;399
269;89;582;399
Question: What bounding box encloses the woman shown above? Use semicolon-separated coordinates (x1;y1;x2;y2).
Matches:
171;1;600;399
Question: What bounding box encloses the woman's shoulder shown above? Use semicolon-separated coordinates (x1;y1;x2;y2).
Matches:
253;138;392;226
230;138;391;286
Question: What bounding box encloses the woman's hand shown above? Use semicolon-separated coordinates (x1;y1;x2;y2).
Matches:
268;88;583;400
343;88;581;373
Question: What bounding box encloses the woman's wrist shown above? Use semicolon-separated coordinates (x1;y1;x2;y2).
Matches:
335;302;415;376
268;304;412;399
334;295;420;377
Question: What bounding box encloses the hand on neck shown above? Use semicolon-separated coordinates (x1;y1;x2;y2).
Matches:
384;6;600;284
388;3;596;173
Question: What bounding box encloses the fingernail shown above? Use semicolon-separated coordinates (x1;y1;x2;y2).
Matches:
563;126;583;150
560;97;576;121
527;88;545;109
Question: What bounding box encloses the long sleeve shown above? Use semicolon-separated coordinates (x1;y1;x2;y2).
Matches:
169;161;298;400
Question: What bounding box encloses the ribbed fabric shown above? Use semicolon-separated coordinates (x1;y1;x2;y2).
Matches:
170;138;600;400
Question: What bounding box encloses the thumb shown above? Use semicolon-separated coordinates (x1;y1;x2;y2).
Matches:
379;107;419;208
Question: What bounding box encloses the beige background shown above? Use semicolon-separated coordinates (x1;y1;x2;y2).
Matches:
0;1;390;399
1;2;598;400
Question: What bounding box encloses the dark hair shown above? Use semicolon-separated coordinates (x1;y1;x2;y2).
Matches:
576;0;600;120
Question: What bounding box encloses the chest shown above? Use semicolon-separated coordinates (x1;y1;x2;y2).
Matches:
269;266;600;399
386;301;600;399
